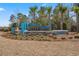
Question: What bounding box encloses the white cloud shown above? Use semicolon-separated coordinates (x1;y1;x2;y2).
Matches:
0;8;6;12
41;3;47;6
69;11;76;17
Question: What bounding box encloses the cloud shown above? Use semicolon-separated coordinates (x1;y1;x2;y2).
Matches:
69;11;76;17
41;3;47;6
0;8;6;12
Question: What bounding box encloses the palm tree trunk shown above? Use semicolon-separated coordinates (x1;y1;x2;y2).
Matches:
60;22;63;30
48;14;51;30
77;15;79;32
34;12;35;20
60;14;63;30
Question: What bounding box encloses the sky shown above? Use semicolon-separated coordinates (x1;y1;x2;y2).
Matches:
0;3;73;27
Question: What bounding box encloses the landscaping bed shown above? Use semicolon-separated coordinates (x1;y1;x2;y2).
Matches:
1;31;79;41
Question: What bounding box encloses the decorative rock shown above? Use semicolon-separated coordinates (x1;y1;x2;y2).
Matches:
48;34;53;37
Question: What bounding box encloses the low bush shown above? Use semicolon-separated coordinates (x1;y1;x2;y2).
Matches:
74;35;79;39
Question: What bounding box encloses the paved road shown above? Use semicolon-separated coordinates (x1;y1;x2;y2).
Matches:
0;32;79;56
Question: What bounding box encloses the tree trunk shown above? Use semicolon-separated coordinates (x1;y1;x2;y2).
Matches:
48;14;51;30
60;21;63;30
60;14;63;30
77;15;79;32
33;12;35;20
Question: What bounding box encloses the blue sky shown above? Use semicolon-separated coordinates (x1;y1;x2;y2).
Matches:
0;3;73;27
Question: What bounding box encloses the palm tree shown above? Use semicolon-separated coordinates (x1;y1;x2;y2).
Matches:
55;4;67;30
37;6;48;26
29;6;37;21
38;6;46;17
72;6;79;32
46;6;52;30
